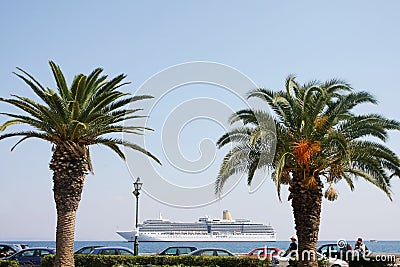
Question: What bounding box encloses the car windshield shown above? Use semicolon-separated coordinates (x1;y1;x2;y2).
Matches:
76;247;94;254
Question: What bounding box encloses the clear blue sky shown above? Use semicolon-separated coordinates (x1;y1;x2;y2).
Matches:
1;1;399;241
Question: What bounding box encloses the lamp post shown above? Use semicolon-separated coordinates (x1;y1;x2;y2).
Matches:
133;177;142;256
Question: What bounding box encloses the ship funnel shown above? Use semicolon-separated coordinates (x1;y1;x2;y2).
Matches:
223;210;233;221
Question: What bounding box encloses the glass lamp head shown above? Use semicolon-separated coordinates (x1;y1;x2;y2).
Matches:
134;177;143;191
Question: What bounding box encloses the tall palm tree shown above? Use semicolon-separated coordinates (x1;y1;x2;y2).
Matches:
216;76;400;267
0;61;161;267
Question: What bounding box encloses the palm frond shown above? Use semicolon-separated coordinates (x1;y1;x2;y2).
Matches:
216;75;399;202
1;62;161;169
0;131;52;150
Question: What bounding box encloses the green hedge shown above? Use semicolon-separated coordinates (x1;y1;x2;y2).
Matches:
0;260;19;267
41;255;270;267
40;255;398;267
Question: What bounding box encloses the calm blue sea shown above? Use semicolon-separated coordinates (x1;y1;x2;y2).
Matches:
4;240;400;254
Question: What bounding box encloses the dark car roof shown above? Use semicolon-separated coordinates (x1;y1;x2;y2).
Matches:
92;246;132;250
163;246;197;249
159;246;197;255
74;245;104;254
188;248;235;256
18;247;55;251
5;247;56;259
25;247;55;252
193;248;231;250
160;246;197;251
91;246;134;254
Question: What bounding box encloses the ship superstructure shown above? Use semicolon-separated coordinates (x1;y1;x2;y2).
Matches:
116;210;276;242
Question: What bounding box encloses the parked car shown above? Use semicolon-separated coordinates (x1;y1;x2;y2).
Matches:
158;246;197;255
317;243;370;261
244;247;283;259
90;246;134;255
18;244;29;250
0;243;23;258
271;250;349;267
74;245;104;254
188;248;235;256
4;247;56;267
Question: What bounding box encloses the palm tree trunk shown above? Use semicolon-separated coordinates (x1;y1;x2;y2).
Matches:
50;143;88;267
54;210;77;267
290;172;323;267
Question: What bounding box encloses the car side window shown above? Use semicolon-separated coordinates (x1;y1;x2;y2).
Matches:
164;248;176;255
202;250;214;256
100;249;116;255
33;250;41;257
118;249;132;255
255;249;263;255
217;250;230;256
40;250;51;256
21;250;35;257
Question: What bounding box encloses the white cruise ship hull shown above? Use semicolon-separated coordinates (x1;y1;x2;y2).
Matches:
117;211;276;242
116;231;276;242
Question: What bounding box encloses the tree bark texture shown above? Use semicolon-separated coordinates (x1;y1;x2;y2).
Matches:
50;143;88;267
289;171;323;267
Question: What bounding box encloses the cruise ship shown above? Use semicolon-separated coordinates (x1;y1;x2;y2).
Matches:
116;210;276;242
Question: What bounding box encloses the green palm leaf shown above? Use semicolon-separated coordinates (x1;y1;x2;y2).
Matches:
1;61;160;168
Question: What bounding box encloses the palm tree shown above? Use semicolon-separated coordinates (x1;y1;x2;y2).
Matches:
0;61;161;267
216;76;400;267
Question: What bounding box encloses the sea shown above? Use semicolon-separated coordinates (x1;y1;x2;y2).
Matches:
3;240;400;254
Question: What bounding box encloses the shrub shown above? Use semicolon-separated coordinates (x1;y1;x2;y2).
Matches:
0;260;19;267
41;254;270;267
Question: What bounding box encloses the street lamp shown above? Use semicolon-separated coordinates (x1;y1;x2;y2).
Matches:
133;177;142;256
